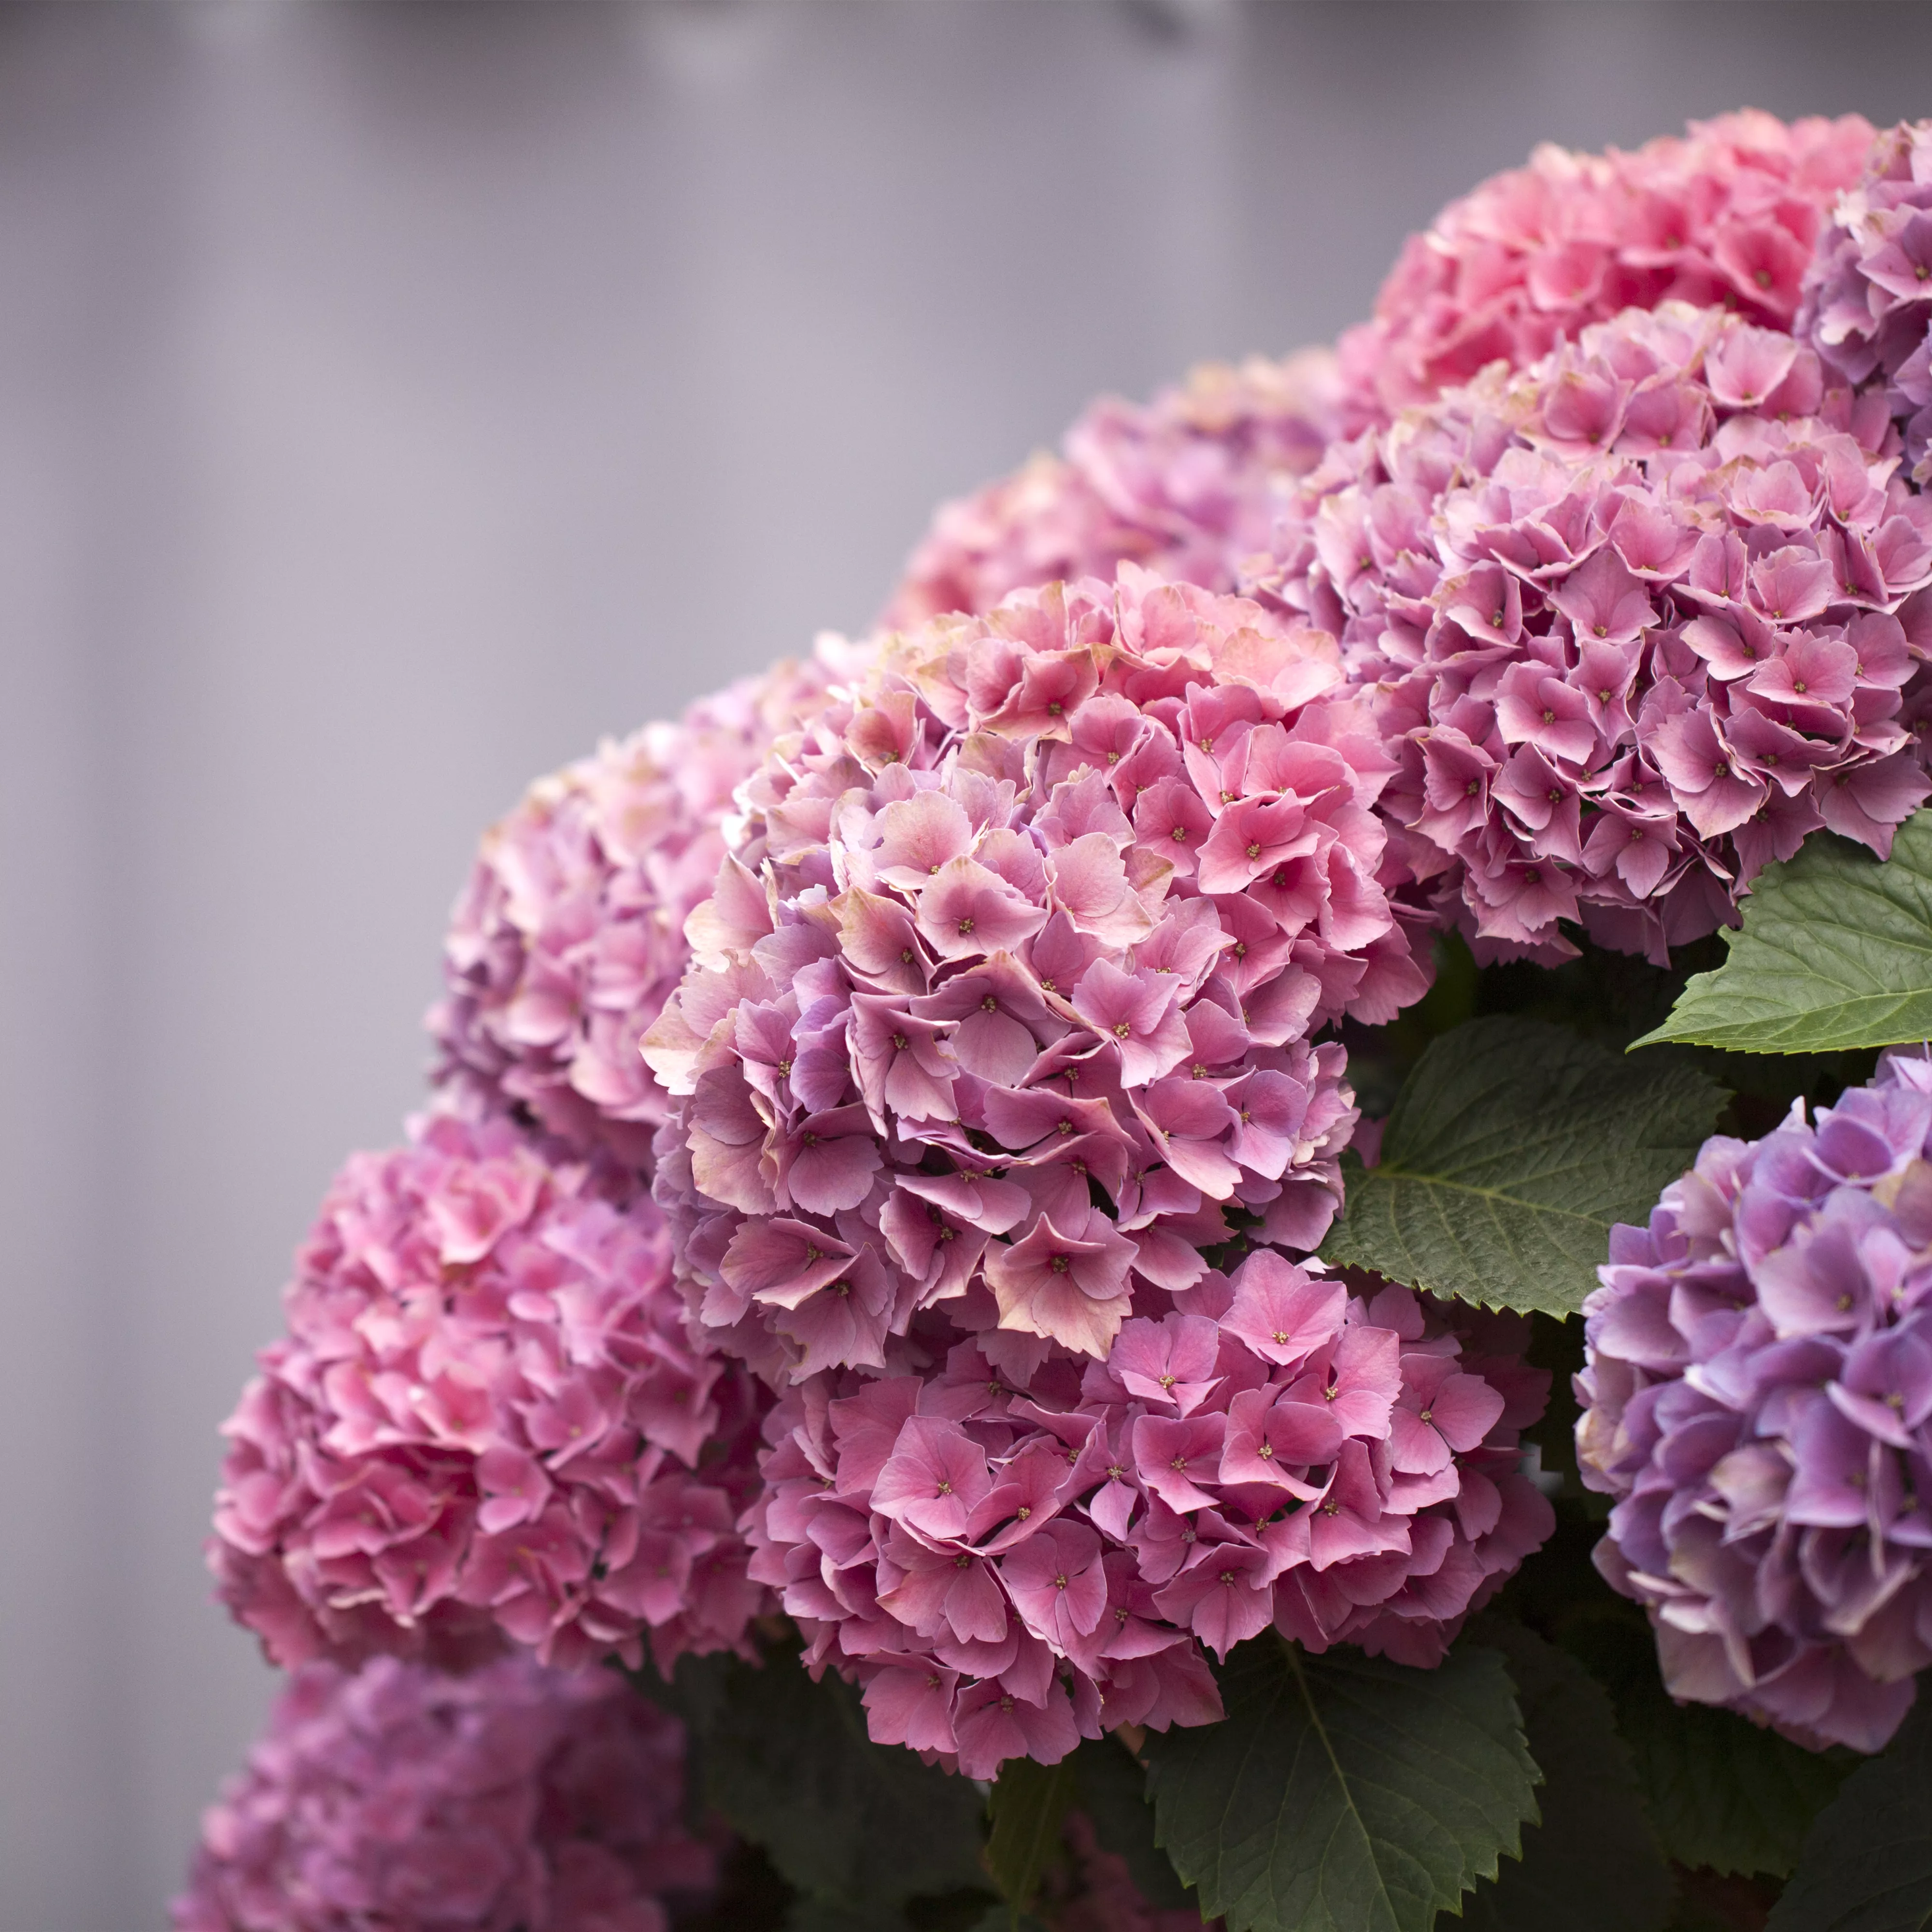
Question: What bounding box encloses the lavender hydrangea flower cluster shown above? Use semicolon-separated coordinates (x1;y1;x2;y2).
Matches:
172;1654;715;1932
746;1261;1550;1776
431;650;863;1169
1345;110;1874;418
1800;121;1932;488
211;1113;768;1676
1578;1049;1932;1753
887;352;1347;626
645;565;1428;1388
1250;303;1932;962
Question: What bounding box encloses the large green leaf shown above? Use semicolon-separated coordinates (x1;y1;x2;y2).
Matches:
985;1757;1079;1921
1143;1637;1538;1932
655;1650;989;1912
1561;1616;1853;1879
1319;1018;1724;1317
1455;1622;1671;1932
1635;812;1932;1055
1768;1700;1932;1931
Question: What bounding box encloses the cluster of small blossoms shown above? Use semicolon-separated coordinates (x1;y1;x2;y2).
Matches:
430;647;867;1169
891;115;1874;639
1250;303;1932;962
645;565;1431;1389
1578;1049;1932;1753
886;352;1347;625
172;1654;715;1932
1800;121;1932;487
746;1258;1551;1777
211;1112;768;1677
1344;110;1875;419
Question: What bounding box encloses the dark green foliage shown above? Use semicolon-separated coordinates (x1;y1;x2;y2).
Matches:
1069;1734;1197;1913
1143;1636;1538;1932
1558;1615;1855;1880
1636;812;1932;1055
1455;1621;1671;1932
1766;1700;1932;1931
1320;1017;1724;1317
984;1757;1079;1921
646;1647;992;1921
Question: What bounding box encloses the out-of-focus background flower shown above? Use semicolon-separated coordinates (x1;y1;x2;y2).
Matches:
4;1;1932;1921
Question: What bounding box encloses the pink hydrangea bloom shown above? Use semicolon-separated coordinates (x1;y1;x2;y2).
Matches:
172;1654;715;1932
211;1113;769;1676
1799;121;1932;487
1250;302;1932;963
431;648;867;1167
886;354;1347;625
1578;1049;1932;1754
1346;110;1874;419
746;1262;1550;1778
645;566;1428;1388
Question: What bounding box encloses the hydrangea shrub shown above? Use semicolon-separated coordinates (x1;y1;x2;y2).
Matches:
184;113;1932;1932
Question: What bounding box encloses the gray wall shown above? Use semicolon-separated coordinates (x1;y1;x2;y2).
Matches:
4;2;1928;1922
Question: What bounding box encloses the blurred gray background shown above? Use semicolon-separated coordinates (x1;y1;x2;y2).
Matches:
4;0;1930;1921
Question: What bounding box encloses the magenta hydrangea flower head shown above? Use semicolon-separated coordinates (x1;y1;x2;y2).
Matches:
1799;121;1932;487
1251;302;1932;963
210;1112;768;1676
886;352;1348;625
172;1654;715;1932
1577;1048;1932;1753
430;647;866;1169
1346;111;1875;419
745;1261;1551;1777
645;564;1430;1388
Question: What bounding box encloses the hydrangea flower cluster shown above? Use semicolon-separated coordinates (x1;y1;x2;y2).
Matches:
172;1654;715;1932
746;1259;1551;1777
890;115;1873;638
1577;1049;1932;1753
645;565;1430;1388
431;648;863;1168
1250;302;1932;961
211;1113;768;1676
886;352;1347;625
1800;121;1932;487
1345;110;1875;418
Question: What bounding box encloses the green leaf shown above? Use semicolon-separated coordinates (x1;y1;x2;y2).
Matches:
1070;1734;1197;1913
1560;1615;1854;1879
985;1756;1079;1920
1143;1636;1539;1932
660;1650;989;1911
1768;1699;1932;1931
1634;811;1932;1055
1319;1017;1724;1317
1454;1622;1671;1932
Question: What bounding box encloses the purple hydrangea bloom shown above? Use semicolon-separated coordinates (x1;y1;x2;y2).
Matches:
745;1263;1550;1779
885;353;1348;627
645;567;1427;1389
430;648;867;1169
1348;111;1873;418
1578;1048;1932;1752
172;1654;715;1932
889;116;1872;636
211;1113;769;1677
1799;121;1932;488
1249;303;1932;965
